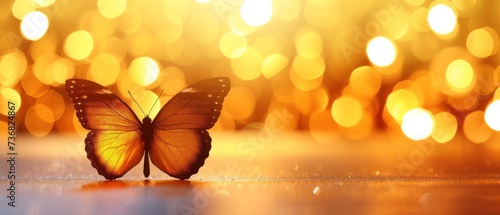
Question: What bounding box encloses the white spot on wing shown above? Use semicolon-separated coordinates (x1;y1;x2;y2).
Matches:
181;87;197;93
99;89;113;94
208;94;213;98
82;95;88;99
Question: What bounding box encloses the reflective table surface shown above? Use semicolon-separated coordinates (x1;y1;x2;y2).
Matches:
1;132;500;215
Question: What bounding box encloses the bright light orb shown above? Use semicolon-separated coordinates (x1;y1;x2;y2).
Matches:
20;11;49;41
401;108;434;140
428;4;457;35
129;57;159;86
240;0;273;27
64;30;94;60
445;59;474;91
366;36;397;67
485;100;500;131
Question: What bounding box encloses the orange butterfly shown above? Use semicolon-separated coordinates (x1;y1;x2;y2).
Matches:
66;77;230;180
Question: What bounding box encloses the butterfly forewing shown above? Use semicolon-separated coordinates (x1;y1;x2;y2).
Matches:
66;79;142;131
149;77;230;179
66;79;144;180
152;77;230;130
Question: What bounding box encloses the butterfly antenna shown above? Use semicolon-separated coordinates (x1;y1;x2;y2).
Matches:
148;89;164;116
128;91;146;117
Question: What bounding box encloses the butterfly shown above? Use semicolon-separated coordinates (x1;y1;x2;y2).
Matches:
65;77;230;180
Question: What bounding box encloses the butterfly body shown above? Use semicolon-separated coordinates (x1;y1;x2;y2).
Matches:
141;116;153;178
66;77;230;180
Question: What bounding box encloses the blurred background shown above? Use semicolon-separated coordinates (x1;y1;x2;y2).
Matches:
1;0;500;145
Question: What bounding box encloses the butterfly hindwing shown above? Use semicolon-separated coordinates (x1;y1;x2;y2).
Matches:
85;130;144;179
149;129;211;179
150;77;230;179
66;79;144;180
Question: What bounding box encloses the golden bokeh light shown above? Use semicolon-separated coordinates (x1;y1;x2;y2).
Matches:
117;7;142;34
156;66;186;96
228;8;258;36
309;110;339;144
36;89;65;122
163;0;189;22
331;96;363;128
188;12;220;44
34;0;56;7
219;31;247;59
48;58;75;85
89;53;121;86
410;7;430;33
231;47;262;81
64;30;94;60
366;36;397;67
463;111;492;144
349;66;381;98
129;56;159;86
386;89;421;123
262;54;288;79
1;0;500;145
240;0;273;27
290;69;323;91
405;0;425;6
292;55;325;80
25;104;54;137
445;59;474;93
11;0;36;20
427;3;457;35
401;108;434;141
340;112;373;140
273;0;300;22
0;50;27;86
98;0;127;19
128;90;162;119
295;27;323;59
254;35;282;58
20;11;49;41
0;88;22;116
304;0;339;29
466;27;499;58
294;86;329;115
485;100;500;131
452;0;476;13
225;86;256;121
29;35;57;61
431;112;457;143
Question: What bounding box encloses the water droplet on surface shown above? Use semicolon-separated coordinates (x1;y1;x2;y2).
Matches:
218;189;230;196
39;184;47;193
313;186;320;195
55;186;63;196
